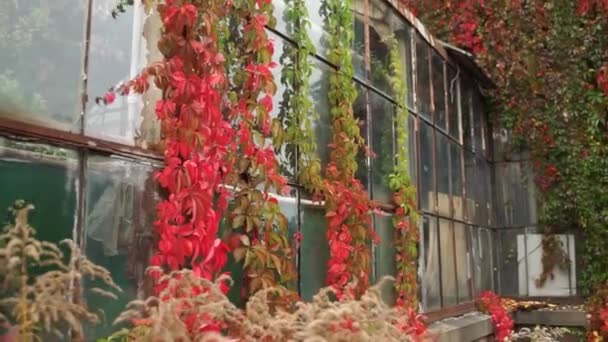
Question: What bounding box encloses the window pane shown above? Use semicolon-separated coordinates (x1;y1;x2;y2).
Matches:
310;58;333;168
353;15;366;79
300;203;329;301
272;0;288;36
368;0;393;94
470;226;494;295
268;31;295;180
472;89;484;154
450;142;464;220
461;79;473;150
495;161;536;227
84;155;160;339
447;66;460;141
480;159;492;226
439;219;457;306
0;1;85;130
0;138;77;244
354;84;369;188
414;34;430;119
431;52;446;130
421;216;440;311
307;0;361;76
370;91;394;203
498;229;522;296
389;16;414;108
408;114;417;189
277;191;299;289
374;212;396;305
464;151;476;223
419;120;434;212
454;222;470;303
436;132;450;217
85;2;160;148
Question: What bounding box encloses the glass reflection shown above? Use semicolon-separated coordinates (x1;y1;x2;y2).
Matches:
86;0;161;147
0;0;85;130
370;91;394;203
84;155;160;339
0;138;78;244
439;219;457;306
422;216;440;310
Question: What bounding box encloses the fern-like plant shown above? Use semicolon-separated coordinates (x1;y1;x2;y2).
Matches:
0;200;121;341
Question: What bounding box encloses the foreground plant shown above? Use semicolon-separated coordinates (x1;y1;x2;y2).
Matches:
476;291;514;342
0;200;121;341
104;268;426;341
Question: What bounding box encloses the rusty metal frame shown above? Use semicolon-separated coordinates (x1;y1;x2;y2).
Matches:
0;117;162;162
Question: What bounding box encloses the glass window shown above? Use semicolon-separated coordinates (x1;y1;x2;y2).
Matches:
495;161;535;227
421;216;440;311
299;202;329;301
272;0;288;36
464;151;477;223
470;226;494;295
454;222;470;303
354;84;369;188
84;155;160;338
0;138;77;244
370;91;394;203
390;14;414;108
439;219;457;306
450;141;464;220
419;120;435;212
431;52;446;131
309;58;333;168
374;212;396;305
461;80;473;150
497;229;522;296
0;1;85;131
408;114;417;190
268;31;296;180
85;1;160;147
307;0;359;74
353;16;366;80
472;90;484;154
436;132;450;217
368;0;393;94
414;34;430;119
447;66;460;141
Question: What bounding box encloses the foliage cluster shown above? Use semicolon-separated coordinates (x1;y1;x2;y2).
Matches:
399;0;608;294
102;269;426;341
387;38;419;309
0;201;120;341
476;291;514;342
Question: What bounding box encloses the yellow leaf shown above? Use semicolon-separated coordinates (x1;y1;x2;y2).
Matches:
233;247;247;263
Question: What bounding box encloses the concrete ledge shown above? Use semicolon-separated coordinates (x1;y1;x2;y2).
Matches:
427;312;494;342
513;310;588;328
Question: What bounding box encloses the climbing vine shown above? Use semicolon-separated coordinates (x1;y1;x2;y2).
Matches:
222;0;298;299
278;0;323;194
402;0;608;291
322;0;376;297
398;0;607;337
117;0;296;300
387;38;419;309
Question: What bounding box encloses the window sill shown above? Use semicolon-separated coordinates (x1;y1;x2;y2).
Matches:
427;311;493;342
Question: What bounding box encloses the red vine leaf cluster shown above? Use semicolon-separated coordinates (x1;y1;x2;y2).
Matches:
476;291;514;342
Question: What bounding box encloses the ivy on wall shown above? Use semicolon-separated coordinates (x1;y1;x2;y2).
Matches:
278;0;323;194
399;0;608;338
387;38;420;309
321;0;377;297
